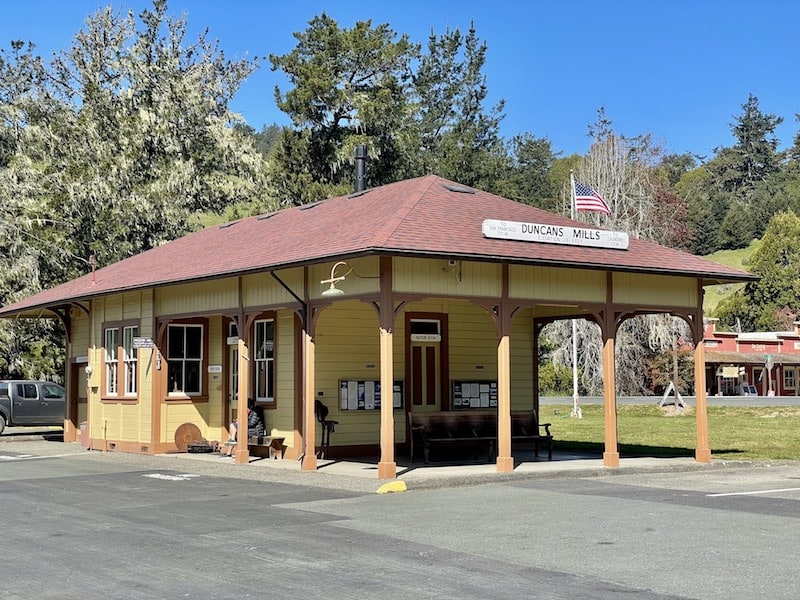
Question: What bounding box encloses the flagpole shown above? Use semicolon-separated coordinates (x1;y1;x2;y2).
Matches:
569;171;582;419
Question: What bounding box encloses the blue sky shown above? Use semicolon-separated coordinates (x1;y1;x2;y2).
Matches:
2;0;797;159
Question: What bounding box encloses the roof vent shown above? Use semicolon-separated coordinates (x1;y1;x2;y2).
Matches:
348;189;370;199
256;211;278;221
443;184;475;194
299;200;325;211
218;220;240;229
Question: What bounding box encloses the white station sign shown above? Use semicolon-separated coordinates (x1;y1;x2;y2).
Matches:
482;219;629;250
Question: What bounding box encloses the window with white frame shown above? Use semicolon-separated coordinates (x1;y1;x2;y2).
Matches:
104;323;139;397
167;324;203;394
253;318;275;403
784;367;796;390
123;326;138;394
104;328;119;395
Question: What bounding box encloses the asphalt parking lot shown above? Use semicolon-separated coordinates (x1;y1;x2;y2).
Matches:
2;433;799;599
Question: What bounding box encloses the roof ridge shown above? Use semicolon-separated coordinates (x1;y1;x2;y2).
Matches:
369;175;440;247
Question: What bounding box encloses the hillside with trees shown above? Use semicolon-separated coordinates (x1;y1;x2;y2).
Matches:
2;0;799;396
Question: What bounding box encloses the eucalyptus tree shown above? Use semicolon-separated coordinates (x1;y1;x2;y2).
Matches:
41;0;271;280
0;0;272;376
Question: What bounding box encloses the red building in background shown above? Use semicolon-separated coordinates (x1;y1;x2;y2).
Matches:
704;319;800;396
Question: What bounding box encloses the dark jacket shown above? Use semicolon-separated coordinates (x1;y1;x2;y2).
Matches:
247;408;265;437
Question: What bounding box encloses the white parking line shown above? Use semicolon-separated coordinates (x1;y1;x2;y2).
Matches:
142;473;200;481
707;487;800;497
0;453;91;461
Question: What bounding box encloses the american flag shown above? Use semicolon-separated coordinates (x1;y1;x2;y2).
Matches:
574;181;610;215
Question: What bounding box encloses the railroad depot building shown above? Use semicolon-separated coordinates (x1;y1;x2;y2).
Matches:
0;174;754;479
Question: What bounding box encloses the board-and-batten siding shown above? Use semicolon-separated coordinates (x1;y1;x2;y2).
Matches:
510;265;606;303
156;279;239;315
315;300;407;446
242;269;303;307
614;273;697;307
394;258;501;297
70;310;91;428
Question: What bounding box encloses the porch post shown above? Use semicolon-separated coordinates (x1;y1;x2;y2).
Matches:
378;327;396;479
496;265;513;473
378;256;396;479
301;331;318;471
601;281;620;467
234;338;250;464
602;330;619;467
694;338;711;462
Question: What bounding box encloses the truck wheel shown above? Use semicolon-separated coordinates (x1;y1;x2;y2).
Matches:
0;414;5;435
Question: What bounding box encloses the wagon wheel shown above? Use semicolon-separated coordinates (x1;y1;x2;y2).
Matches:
174;423;203;452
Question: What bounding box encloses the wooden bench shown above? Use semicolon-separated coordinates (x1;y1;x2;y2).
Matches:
408;410;553;464
247;435;286;459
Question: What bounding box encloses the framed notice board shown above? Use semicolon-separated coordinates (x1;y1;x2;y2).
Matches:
339;380;404;411
452;380;498;410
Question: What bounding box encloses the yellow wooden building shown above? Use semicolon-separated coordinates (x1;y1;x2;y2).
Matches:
0;175;754;479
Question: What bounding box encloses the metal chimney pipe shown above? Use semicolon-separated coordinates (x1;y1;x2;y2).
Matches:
354;145;367;192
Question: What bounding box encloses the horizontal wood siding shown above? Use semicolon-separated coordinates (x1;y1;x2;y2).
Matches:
162;402;211;441
510;265;606;302
394;257;501;297
155;278;238;315
614;273;697;307
315;300;406;446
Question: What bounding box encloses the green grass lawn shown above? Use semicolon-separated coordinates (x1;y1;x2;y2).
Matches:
544;404;800;461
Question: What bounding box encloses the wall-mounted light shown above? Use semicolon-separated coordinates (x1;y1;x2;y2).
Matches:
443;259;463;283
321;261;352;297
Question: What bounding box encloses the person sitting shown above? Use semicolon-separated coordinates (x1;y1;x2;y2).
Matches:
220;402;265;458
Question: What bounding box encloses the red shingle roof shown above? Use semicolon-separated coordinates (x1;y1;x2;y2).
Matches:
0;175;755;316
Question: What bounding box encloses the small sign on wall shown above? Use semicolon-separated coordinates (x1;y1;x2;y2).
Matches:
132;336;155;349
452;380;497;409
207;365;222;373
339;380;404;410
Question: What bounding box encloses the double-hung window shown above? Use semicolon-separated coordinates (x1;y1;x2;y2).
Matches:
104;323;139;397
784;368;796;391
253;319;275;404
105;328;119;395
168;324;203;395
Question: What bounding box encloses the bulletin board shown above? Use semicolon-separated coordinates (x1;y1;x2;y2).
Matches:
339;380;404;411
451;380;498;410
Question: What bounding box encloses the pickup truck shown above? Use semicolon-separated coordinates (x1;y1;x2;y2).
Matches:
0;380;65;435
